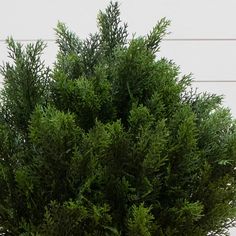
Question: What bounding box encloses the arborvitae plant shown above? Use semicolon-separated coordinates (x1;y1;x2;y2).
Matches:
1;2;236;235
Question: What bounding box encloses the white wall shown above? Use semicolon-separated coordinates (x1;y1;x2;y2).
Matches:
1;0;236;234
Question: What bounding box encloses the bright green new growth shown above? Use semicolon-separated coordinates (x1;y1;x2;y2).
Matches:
0;2;236;235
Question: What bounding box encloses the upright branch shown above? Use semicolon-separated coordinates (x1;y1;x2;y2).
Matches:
55;22;82;55
97;1;128;57
0;37;50;134
145;17;170;53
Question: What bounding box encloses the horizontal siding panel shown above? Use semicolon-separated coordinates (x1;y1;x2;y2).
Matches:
0;0;108;40
159;41;236;81
1;0;236;39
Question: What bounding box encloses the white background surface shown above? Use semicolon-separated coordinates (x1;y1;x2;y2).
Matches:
1;0;236;234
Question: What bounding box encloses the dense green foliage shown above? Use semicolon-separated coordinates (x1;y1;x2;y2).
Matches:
1;2;236;235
